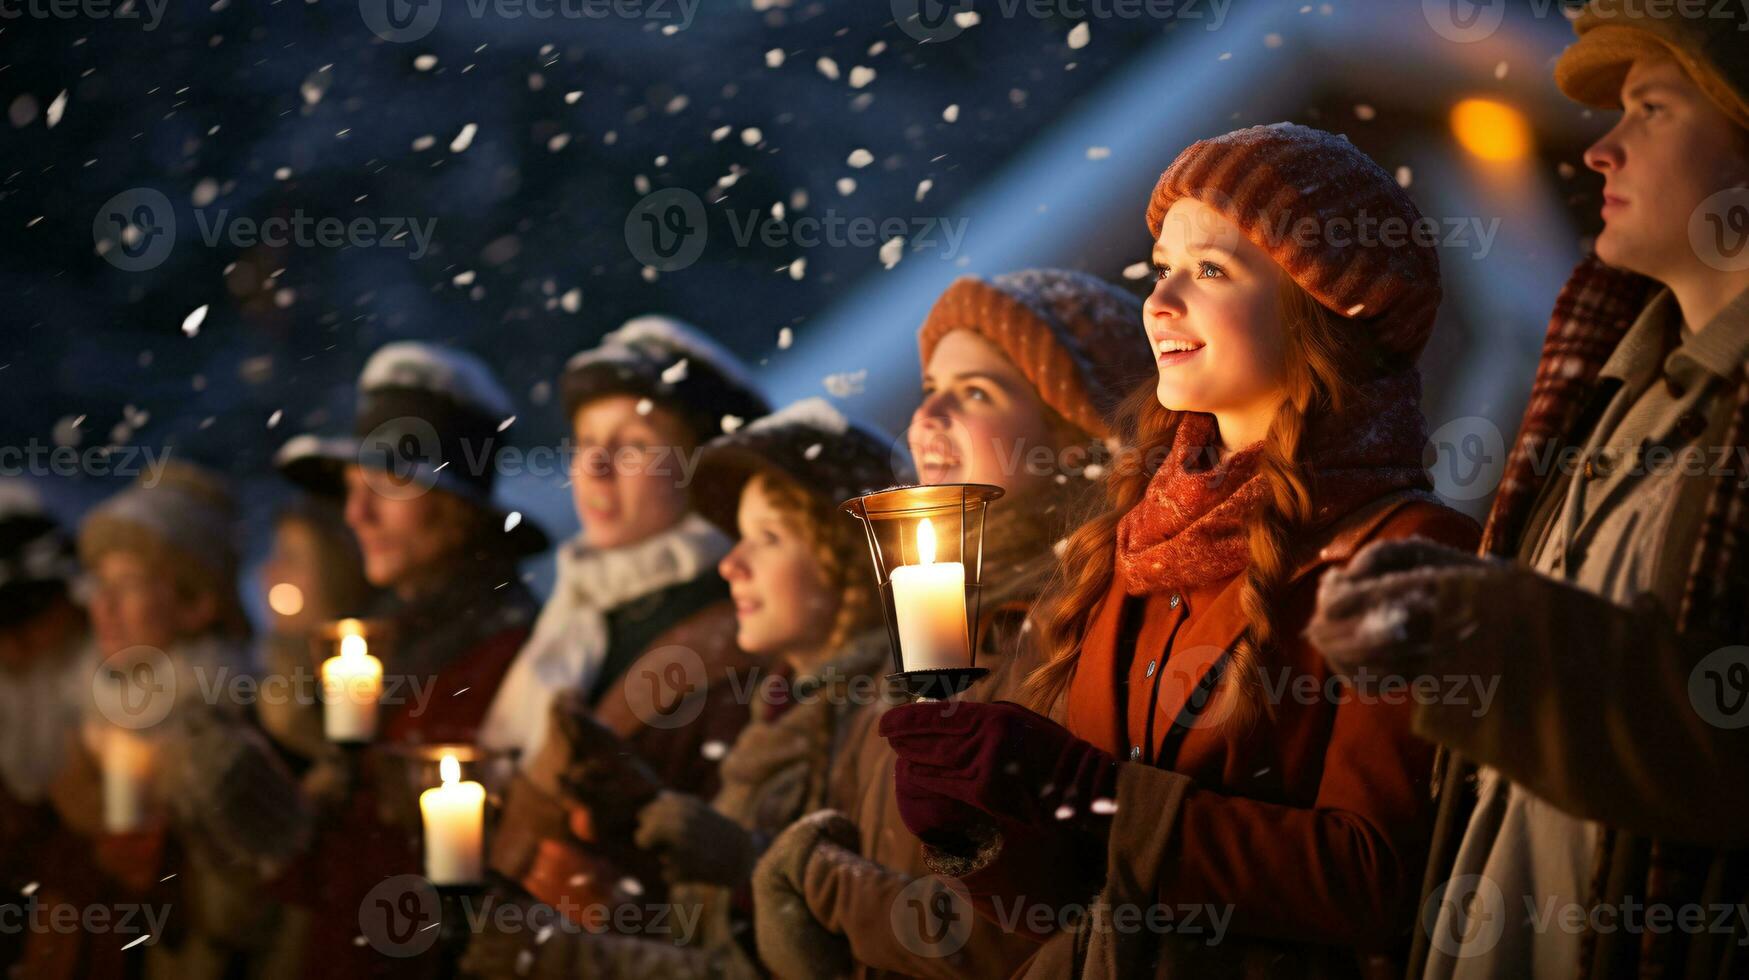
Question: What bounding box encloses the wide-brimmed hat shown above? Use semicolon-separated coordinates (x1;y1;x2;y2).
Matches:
560;315;771;445
692;398;904;536
275;342;549;556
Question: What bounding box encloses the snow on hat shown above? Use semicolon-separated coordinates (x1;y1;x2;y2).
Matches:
560;315;772;444
692;398;905;536
275;342;548;556
917;269;1150;440
0;481;77;627
1555;0;1749;130
1145;123;1443;362
79;460;239;596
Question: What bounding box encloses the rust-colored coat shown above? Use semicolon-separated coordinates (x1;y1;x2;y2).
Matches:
1021;492;1480;979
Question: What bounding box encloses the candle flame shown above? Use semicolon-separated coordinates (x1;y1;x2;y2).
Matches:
337;617;365;638
917;517;936;565
339;633;368;660
439;753;460;785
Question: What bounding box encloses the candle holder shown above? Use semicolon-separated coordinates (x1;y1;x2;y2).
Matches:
842;483;1003;701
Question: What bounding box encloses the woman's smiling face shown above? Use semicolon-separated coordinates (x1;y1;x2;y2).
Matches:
909;329;1075;497
1144;197;1292;450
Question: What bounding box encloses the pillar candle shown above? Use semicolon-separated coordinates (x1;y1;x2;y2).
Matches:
101;730;155;834
321;630;383;742
889;517;970;671
420;753;485;885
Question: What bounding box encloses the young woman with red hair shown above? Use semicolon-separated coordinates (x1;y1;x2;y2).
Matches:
880;124;1483;976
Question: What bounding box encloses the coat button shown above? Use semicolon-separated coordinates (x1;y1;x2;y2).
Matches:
1583;458;1599;480
1169;593;1181;609
1129;745;1142;761
1145;660;1157;678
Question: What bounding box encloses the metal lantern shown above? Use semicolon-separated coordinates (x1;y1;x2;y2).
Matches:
841;483;1004;700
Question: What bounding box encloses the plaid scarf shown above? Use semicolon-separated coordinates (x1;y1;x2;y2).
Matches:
1476;252;1749;977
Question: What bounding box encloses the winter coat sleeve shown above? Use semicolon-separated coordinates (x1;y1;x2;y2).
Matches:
1411;569;1749;847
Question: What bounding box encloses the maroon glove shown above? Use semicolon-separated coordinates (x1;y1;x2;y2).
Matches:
879;700;1122;852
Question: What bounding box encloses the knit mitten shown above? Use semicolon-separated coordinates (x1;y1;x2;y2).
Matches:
752;810;862;980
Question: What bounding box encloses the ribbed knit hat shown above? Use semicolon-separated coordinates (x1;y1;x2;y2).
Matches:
1554;0;1749;130
917;269;1149;440
1145;123;1442;362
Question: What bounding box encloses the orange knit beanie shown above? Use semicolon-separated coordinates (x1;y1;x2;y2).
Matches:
917;269;1149;440
1146;123;1443;362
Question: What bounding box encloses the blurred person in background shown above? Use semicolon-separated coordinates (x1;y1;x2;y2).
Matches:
57;461;309;979
272;341;547;977
0;481;90;978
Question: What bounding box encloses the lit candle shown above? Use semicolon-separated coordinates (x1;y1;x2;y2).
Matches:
888;517;970;671
101;730;155;833
321;625;383;743
420;753;485;885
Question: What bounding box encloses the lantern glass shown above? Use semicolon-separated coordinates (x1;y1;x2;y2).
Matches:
841;483;1004;700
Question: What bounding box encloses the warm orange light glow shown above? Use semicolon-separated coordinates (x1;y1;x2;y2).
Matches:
917;517;937;565
267;583;304;617
1452;98;1532;162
